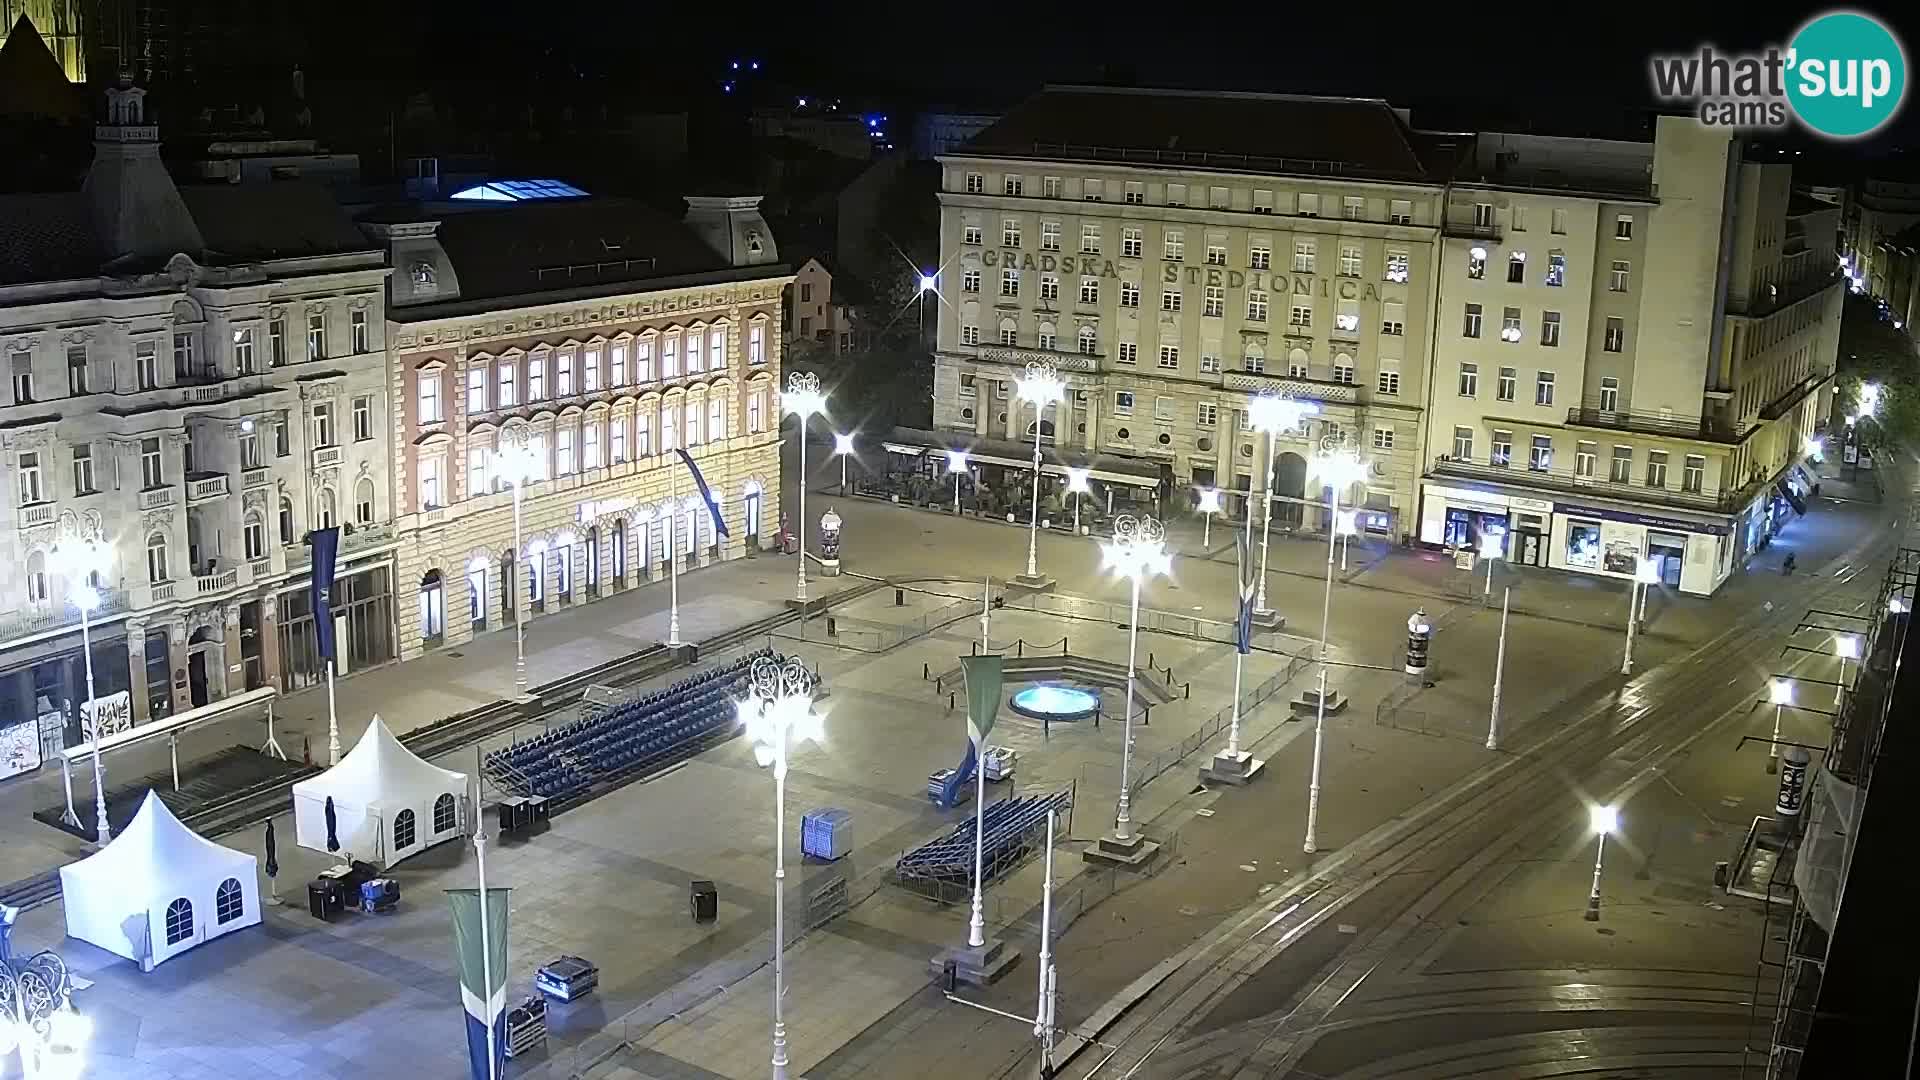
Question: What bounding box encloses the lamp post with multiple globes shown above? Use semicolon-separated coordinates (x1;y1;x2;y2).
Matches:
783;372;828;604
1246;391;1318;616
493;429;547;678
1014;361;1066;583
1102;515;1171;849
49;522;114;844
1302;438;1370;855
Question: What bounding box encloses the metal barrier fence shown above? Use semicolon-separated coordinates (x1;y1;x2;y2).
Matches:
1006;590;1261;650
774;595;980;653
1124;651;1311;799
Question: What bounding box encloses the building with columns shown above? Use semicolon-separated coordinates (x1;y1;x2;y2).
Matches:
1420;117;1842;595
363;190;789;661
926;86;1451;536
0;80;392;776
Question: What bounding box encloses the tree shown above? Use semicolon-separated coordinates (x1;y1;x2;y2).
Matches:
1836;293;1920;448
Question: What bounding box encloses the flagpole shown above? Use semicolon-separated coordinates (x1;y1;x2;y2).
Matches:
970;577;989;950
668;460;682;647
474;829;498;1080
326;660;340;765
1035;807;1057;1075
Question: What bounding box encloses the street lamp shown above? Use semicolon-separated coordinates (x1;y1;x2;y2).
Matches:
1335;509;1359;571
1303;439;1369;855
1804;435;1824;461
1102;515;1171;847
1014;361;1066;583
1478;530;1503;598
1584;804;1619;921
1768;678;1793;774
832;432;856;495
738;656;825;1080
1065;467;1091;536
1195;487;1221;550
1619;557;1661;676
1246;391;1318;614
494;430;546;684
1835;633;1860;710
946;449;970;515
784;372;828;604
49;524;113;844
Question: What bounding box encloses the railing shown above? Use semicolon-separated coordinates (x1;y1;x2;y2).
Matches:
138;487;176;509
284;522;396;571
1223;370;1360;403
150;582;177;603
18;503;55;527
197;568;239;594
249;557;274;579
1565;404;1748;444
186;474;230;501
1008;590;1273;651
964;343;1100;373
0;588;129;643
1443;220;1502;241
311;445;343;468
1427;454;1738;513
1124;654;1310;798
242;468;270;490
1759;370;1831;421
183;385;226;404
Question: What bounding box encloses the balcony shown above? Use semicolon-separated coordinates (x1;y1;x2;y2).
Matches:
185;473;231;503
1758;370;1832;421
250;557;274;580
312;445;343;469
1223;370;1360;405
961;343;1101;373
243;468;271;490
139;487;177;509
1443;220;1502;242
0;589;129;645
285;522;396;573
18;502;55;528
1565;405;1750;445
197;567;240;594
1428;454;1738;513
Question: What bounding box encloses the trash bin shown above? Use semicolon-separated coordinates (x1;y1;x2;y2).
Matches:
690;880;717;923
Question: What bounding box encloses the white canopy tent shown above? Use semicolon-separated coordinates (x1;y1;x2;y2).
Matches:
59;790;260;971
291;715;468;868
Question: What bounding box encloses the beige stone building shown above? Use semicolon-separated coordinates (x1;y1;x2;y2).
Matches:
1421;117;1841;595
364;193;790;661
926;86;1449;536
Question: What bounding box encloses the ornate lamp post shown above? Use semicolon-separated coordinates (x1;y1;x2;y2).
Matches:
1101;515;1171;851
831;432;856;495
1585;804;1619;921
49;521;113;844
738;657;825;1080
1013;361;1065;585
1246;391;1318;616
1196;487;1221;550
1065;467;1091;536
493;429;546;690
1620;557;1661;675
1303;437;1370;855
946;449;970;515
783;372;828;603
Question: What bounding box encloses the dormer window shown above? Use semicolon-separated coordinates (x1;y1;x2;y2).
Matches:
747;231;764;255
411;261;437;290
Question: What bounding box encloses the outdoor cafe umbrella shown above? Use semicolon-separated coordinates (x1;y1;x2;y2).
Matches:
264;819;279;879
324;796;339;852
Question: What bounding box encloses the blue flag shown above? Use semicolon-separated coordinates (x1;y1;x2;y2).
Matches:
1234;529;1256;655
310;526;340;662
674;449;731;538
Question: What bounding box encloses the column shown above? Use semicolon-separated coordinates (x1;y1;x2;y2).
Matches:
1082;396;1099;452
125;618;150;725
220;605;242;703
1005;384;1019;441
258;593;284;692
167;620;191;716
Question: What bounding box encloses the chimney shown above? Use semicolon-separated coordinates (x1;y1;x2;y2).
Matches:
683;195;779;268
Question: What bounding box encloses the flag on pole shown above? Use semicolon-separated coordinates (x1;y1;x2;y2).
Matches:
674;448;732;537
1234;529;1256;655
310;526;341;661
447;887;511;1080
960;654;1004;748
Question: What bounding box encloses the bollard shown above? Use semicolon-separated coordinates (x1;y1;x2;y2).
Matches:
972;640;979;655
1142;705;1151;726
826;616;837;637
923;662;930;680
895;588;905;606
1184;683;1190;699
948;693;956;712
1017;640;1025;658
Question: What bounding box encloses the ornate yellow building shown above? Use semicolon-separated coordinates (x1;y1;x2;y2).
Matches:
1;2;84;83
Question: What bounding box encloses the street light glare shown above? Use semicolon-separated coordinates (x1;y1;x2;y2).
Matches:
946;449;970;473
1196;487;1221;514
1590;804;1619;835
1770;678;1794;705
1016;367;1066;405
1316;450;1370;490
1836;634;1861;660
917;272;937;293
1635;558;1662;585
1065;466;1092;494
1249;392;1317;435
833;432;856;456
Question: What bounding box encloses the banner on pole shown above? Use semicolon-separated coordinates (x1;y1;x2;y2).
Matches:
960;654;1004;747
310;526;341;661
674;449;732;537
1233;531;1256;655
447;886;511;1080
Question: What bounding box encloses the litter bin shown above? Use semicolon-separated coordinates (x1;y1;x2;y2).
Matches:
690;880;718;923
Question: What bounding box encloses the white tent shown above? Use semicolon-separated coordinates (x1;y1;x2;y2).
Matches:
292;715;468;868
59;791;260;971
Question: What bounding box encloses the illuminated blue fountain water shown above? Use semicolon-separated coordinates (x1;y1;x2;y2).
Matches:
1008;683;1101;723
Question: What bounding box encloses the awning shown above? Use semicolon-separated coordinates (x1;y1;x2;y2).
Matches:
884;427;1162;489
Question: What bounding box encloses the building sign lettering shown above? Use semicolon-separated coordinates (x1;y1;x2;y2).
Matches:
1160;267;1382;300
982;251;1119;279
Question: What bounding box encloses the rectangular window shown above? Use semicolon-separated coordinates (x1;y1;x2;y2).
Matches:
1546;251;1566;286
1289;304;1312;328
1473;202;1494;228
1575;441;1597;478
664;335;681;377
585;346;603;390
239;430;260;471
1116;342;1137;365
1491;429;1512;466
1112;391;1134;415
709;398;725;441
499;361;518;406
1467;248;1486;279
16;451;42;505
1599;377;1619;412
1551;208;1568;234
419;455;443;509
1610;260;1631;292
636;338;655;381
1161;288;1182;312
1458;362;1479;397
528;356;546;400
468;443;488;496
1389;199;1412;225
1298;193;1320;217
1004;174;1023;197
1201;353;1220;373
1541;311;1562;346
1122;227;1142;258
1205;244;1226;267
1287;354;1307;377
749;324;765;365
583;423;601;468
710;330;726;373
1042;222;1061;251
1452;426;1474;460
1001;268;1019;297
1157;345;1179;370
1209;186;1229;209
72;443;94;494
963;225;983;245
637;411;652;455
1335;299;1361;336
1079;278;1099;305
1529;435;1552;471
1332;358;1354;384
307;313;327;361
999;325;1017;346
1373;426;1395;450
417;372;441;422
556;428;575;474
1511;205;1527;232
141;437;164;488
1501;307;1522;342
1037;275;1058;302
965;173;984;194
172;333;195;379
1079;328;1097;355
1603;317;1625;352
269;317;286;366
1042;176;1061;198
1247;290;1268;322
1081;224;1101;254
1615;215;1633;240
557;350;575;395
612;418;629;461
1380;301;1405;336
1243;350;1266;374
1339;246;1362;277
1002;218;1021;247
1683;454;1705;494
1535;370;1556;406
1082;179;1103;201
1293;240;1315;272
610;342;628;386
1507;251;1526;283
1610;445;1633;483
1249;243;1271;271
1385;250;1409;283
137;342;159;390
1163;230;1183;261
1497;367;1516;402
1343;195;1365;220
275;416;290;457
66;345;89;395
963;268;981;293
1124;181;1144;204
1251;188;1272;213
351;310;369;354
1119;281;1139;307
313;402;335;447
1204;285;1224;317
1197;402;1218;427
1154;395;1176;420
1377;368;1400;395
961;324;980;346
1463;303;1483;338
1646;450;1669;488
1167;183;1187;207
354;394;374;440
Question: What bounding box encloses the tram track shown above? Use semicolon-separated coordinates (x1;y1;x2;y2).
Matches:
1061;499;1906;1080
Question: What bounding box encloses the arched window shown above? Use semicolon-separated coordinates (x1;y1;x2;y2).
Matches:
1287;347;1311;378
419;570;444;642
1243;343;1266;373
355;477;376;525
998;318;1019;347
316;488;337;529
243;513;266;560
215;877;244;924
278;497;295;545
25;551;48;604
393;807;417;850
164;897;194;944
434;793;457;834
1077;326;1097;355
146;532;169;583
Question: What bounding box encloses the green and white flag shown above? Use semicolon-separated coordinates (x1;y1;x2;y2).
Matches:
961;653;1004;748
447;887;511;1080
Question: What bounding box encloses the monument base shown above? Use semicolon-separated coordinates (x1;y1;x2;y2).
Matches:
1201;751;1266;786
929;938;1022;987
1083;831;1162;870
1251;609;1287;631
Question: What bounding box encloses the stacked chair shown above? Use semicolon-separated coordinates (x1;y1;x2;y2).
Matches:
485;648;781;805
894;790;1072;894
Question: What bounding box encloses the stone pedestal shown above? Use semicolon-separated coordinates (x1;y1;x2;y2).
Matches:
1007;573;1055;593
1289;687;1347;718
1083;831;1161;870
929;938;1021;987
1201;750;1266;786
1251;609;1287;631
